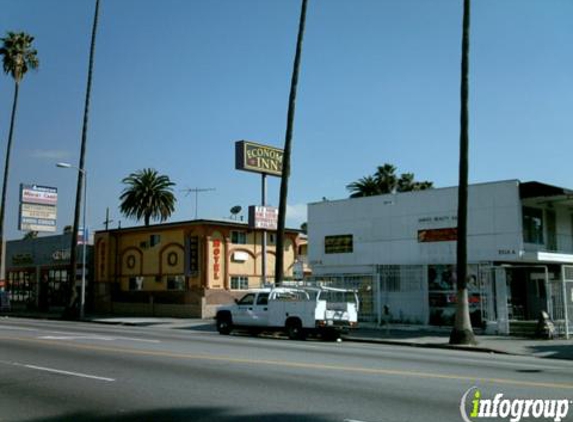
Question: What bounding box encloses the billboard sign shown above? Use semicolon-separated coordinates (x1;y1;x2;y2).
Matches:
235;140;283;177
19;184;58;232
249;205;279;230
20;184;58;206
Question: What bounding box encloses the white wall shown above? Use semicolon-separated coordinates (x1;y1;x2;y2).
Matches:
309;180;523;273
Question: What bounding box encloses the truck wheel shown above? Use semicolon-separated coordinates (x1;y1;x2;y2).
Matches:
287;319;305;340
217;315;232;335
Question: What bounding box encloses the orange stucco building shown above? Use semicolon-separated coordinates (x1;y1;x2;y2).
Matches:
93;219;303;318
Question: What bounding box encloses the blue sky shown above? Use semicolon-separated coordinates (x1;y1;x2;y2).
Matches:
1;0;572;240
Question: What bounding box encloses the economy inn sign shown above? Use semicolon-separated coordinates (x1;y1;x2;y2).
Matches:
235;140;283;177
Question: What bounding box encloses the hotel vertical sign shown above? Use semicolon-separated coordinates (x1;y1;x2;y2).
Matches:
235;140;284;177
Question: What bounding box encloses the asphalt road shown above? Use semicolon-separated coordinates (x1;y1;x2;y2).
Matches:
1;318;572;422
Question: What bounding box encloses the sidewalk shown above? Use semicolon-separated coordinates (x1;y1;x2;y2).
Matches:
343;325;573;360
4;311;573;360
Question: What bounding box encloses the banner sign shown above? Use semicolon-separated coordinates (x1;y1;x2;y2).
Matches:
235;140;283;177
324;234;353;254
418;228;458;242
248;205;278;230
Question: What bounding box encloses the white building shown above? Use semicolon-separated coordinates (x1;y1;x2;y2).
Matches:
308;180;573;336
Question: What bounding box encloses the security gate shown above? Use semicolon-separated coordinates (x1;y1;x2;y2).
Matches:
552;265;573;338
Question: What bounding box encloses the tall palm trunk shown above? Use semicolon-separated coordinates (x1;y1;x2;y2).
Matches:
450;0;476;345
0;81;20;281
275;0;308;285
65;0;100;317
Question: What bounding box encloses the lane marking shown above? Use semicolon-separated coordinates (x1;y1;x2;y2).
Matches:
38;334;160;343
2;335;572;391
0;325;38;331
13;362;115;382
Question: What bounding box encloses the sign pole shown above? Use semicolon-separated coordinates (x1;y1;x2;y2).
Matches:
261;173;267;286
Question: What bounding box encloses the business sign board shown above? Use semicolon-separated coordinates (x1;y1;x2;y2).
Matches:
235;140;283;177
20;184;58;206
20;203;57;220
248;205;278;230
19;184;58;232
19;216;57;232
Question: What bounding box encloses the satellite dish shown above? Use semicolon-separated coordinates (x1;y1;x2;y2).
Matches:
230;205;242;216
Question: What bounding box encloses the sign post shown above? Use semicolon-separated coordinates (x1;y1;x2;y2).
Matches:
235;140;283;285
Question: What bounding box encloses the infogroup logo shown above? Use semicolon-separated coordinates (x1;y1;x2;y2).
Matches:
460;387;571;422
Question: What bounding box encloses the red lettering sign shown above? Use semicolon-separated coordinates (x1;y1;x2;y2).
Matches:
213;239;222;280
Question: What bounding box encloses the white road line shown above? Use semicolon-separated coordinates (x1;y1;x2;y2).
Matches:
14;363;115;382
0;325;38;331
39;334;160;343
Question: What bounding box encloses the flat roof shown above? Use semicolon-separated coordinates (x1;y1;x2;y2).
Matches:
95;218;302;235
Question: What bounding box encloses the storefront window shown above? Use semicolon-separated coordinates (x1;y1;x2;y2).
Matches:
428;265;482;327
7;270;35;304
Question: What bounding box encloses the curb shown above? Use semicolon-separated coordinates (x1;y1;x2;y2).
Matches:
341;335;513;356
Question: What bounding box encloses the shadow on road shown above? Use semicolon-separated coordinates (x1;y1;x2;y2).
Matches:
528;343;573;360
24;406;336;422
174;322;217;332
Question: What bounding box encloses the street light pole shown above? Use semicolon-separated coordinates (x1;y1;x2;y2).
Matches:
57;162;87;319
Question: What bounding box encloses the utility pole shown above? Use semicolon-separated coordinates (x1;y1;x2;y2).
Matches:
180;187;216;219
103;207;113;230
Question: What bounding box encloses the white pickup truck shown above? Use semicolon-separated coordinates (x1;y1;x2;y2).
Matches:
215;286;359;340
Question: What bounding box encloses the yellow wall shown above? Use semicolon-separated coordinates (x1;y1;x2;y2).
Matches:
94;221;301;293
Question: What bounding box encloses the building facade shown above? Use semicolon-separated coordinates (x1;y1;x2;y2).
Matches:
93;219;303;318
308;180;573;336
4;233;93;311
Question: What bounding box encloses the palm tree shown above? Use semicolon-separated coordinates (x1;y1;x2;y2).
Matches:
347;175;379;198
347;163;433;197
0;31;39;281
450;0;476;346
65;0;100;318
397;173;415;192
119;168;176;226
374;163;398;194
275;0;308;285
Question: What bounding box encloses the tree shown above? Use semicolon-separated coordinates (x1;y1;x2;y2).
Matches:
119;168;176;226
450;0;476;346
374;163;398;194
22;231;38;240
275;0;308;285
65;0;100;318
0;31;39;281
347;175;379;198
347;163;433;197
